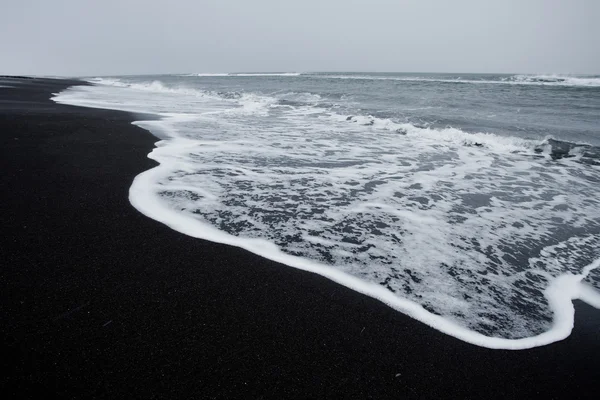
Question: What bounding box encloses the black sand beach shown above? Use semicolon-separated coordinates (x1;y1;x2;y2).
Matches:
1;77;599;399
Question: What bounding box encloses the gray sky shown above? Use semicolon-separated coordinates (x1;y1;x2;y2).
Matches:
1;0;599;76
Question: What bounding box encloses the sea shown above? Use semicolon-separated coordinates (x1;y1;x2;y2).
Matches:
53;72;600;349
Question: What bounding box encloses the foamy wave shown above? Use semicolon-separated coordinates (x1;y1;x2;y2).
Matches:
87;77;277;113
127;115;600;348
510;74;600;87
53;80;600;350
275;91;323;104
89;77;323;115
235;93;277;115
88;77;210;96
63;78;600;162
335;114;600;163
333;114;541;154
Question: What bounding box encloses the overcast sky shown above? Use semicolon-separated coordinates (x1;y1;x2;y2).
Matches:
1;0;598;76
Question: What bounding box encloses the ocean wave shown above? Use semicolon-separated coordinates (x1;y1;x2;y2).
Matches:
89;77;328;113
189;72;302;77
184;73;230;77
88;76;599;162
70;78;600;165
53;80;600;349
335;114;535;152
312;74;600;87
509;74;600;87
88;76;600;160
274;91;323;105
87;77;211;96
88;77;270;108
332;114;600;164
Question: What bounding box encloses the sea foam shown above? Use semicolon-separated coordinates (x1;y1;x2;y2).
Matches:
53;77;600;349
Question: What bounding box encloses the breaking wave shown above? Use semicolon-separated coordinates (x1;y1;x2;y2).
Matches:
188;72;302;77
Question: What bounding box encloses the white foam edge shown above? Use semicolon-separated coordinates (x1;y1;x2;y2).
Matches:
130;129;600;350
52;87;600;350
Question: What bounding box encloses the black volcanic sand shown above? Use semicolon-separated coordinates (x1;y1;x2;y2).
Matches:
1;77;599;399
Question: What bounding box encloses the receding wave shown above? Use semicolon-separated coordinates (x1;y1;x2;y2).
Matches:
53;77;600;350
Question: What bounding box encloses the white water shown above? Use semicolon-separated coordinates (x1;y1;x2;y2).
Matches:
53;77;600;349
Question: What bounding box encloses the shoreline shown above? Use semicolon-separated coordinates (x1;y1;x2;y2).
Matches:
1;76;599;398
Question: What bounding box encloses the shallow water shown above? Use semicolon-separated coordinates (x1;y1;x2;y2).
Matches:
54;72;600;348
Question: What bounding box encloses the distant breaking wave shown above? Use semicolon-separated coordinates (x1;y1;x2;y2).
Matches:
309;74;600;87
187;72;302;77
177;72;600;87
508;74;600;86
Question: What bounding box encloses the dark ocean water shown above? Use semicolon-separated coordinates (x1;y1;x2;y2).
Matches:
54;72;600;348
